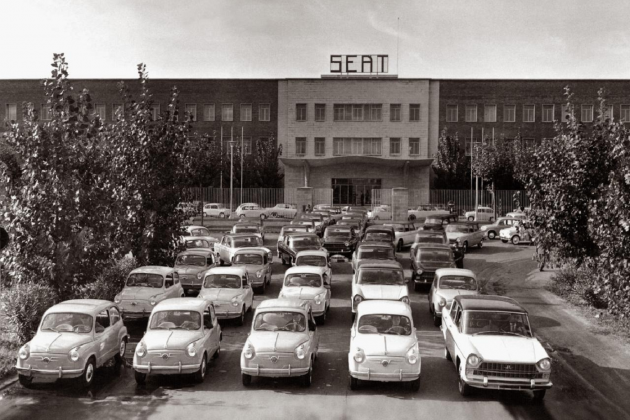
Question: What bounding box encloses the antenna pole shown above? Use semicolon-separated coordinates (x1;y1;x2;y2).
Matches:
397;17;400;74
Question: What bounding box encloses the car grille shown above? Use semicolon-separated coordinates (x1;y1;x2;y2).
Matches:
180;275;201;286
473;362;544;379
418;271;435;281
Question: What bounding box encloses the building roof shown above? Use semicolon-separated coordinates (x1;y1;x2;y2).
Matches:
256;298;310;312
455;295;527;313
435;268;476;279
153;298;208;312
48;299;113;315
356;300;412;318
129;266;175;276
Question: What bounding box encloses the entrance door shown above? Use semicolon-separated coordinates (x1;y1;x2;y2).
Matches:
332;179;381;205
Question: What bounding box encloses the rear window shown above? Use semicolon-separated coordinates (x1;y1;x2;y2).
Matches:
296;255;327;267
233;237;262;247
416;249;452;262
285;273;322;287
127;273;164;288
357;269;405;285
415;235;444;244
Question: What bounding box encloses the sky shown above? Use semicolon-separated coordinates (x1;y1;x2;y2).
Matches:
2;0;630;80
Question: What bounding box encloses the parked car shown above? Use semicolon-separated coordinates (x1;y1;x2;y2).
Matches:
410;231;449;259
231;248;272;293
441;295;552;400
197;266;254;325
203;203;230;218
348;300;421;391
383;221;420;251
407;205;450;221
322;225;360;259
183;225;214;238
337;217;365;235
297;212;325;231
342;206;368;216
310;210;334;228
181;236;215;250
506;211;528;220
278;232;322;266
361;225;396;248
115;267;184;319
279;266;331;323
133;298;221;385
290;218;317;234
480;217;519;240
351;242;397;272
231;222;265;241
278;225;312;254
175;249;218;295
17;299;129;388
367;204;392;220
266;203;297;219
500;222;535;245
235;203;267;220
421;214;459;231
465;206;496;222
428;268;479;327
445;222;484;253
351;260;408;316
410;245;458;291
241;299;319;387
214;233;271;266
294;249;332;282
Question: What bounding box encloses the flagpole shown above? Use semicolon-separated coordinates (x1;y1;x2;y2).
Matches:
241;126;244;206
470;126;473;211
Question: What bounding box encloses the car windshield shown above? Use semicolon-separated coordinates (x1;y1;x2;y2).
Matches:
126;273;164;288
233;237;262;248
364;232;392;241
358;248;395;260
203;274;241;289
175;255;207;267
325;229;351;238
290;237;320;247
285;273;322;287
149;310;201;330
41;313;93;333
425;218;443;224
296;255;327;267
253;311;306;332
415;235;444;244
357;314;412;336
191;228;210;236
358;269;405;285
445;225;470;233
185;240;210;249
416;249;452;262
464;311;532;337
439;275;477;290
234;227;258;234
233;253;263;265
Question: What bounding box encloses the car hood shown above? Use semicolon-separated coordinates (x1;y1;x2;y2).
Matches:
199;288;244;301
357;285;407;300
143;330;203;351
468;335;547;363
436;289;478;302
175;266;205;275
29;332;94;354
280;286;323;299
446;232;467;240
353;334;415;357
120;286;162;300
247;331;308;353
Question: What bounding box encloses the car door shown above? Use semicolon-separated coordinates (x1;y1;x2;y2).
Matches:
242;274;254;309
308;310;319;355
203;305;220;356
443;302;460;362
108;306;123;357
95;309;116;365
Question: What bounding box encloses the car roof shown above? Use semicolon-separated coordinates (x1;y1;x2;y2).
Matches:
416;244;452;250
186;225;208;230
239;203;259;206
356;300;412;318
358;241;394;249
226;233;261;239
234;224;261;229
181;235;216;242
435;268;476;278
455;295;527;313
357;260;403;270
416;230;445;236
448;221;480;226
281;225;309;231
47;299;114;315
285;232;319;238
233;248;266;256
285;266;327;276
256;298;310;312
206;266;247;276
153;298;208;312
326;226;352;231
296;249;328;257
129;266;175;276
177;249;214;257
365;225;395;232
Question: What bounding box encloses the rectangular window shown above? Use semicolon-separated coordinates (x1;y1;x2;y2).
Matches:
483;105;496;122
390;104;401;122
390;138;401;155
185;104;197;121
5;104;17;121
581;104;594;122
465;105;477;122
409;104;420;121
240;104;252;122
332;138;382;156
259;103;270;121
315;104;326;121
446;105;458;122
465;138;482;156
203;104;215;121
314;137;325;156
504;105;516;122
242;136;252;155
94;104;106;120
112;104;123;121
409;138;420;156
333;104;382;121
523;105;535;122
296;104;307;121
40;104;52;120
542;104;554;122
295;137;306;155
221;104;233;121
150;104;160;121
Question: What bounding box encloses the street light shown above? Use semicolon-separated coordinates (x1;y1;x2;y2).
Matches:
228;140;237;215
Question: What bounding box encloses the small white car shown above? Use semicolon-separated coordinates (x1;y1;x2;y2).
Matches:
116;267;184;319
133;298;221;385
367;205;392;220
348;300;421;391
351;261;409;315
407;205;450;221
235;203;267;219
266;203;297;219
465;206;496;222
383;221;419;251
231;222;265;241
277;225;311;254
428;268;479;327
279;266;331;324
294;249;332;281
231;248;272;293
506;211;528;221
214;233;272;266
499;222;535;245
442;295;552;400
203;203;230;218
197;266;254;326
480;217;519;240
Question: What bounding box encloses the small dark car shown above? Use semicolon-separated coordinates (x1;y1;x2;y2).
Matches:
410;245;459;291
278;232;322;266
322;225;360;258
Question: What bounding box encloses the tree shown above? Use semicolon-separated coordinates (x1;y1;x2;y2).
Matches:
432;130;469;189
251;137;283;188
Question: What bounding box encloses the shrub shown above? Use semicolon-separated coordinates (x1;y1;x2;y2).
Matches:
75;256;138;301
1;282;57;343
551;267;608;309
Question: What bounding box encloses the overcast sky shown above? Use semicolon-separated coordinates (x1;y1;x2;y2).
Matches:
2;0;630;80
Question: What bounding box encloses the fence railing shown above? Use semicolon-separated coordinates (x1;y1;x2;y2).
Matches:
184;187;333;210
430;189;529;216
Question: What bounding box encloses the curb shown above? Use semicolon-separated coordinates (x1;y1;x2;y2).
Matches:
0;374;17;392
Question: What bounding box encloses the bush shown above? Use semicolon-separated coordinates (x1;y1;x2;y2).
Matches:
75;256;138;301
1;282;57;343
551;267;608;310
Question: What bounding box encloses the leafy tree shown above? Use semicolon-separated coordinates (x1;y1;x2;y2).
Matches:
251;137;283;188
432;130;469;189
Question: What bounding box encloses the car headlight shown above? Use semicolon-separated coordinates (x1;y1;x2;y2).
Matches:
231;295;241;307
344;241;350;247
256;269;263;278
406;346;419;365
69;347;80;362
314;292;325;305
136;342;146;357
456;238;461;245
466;354;482;368
537;358;551;371
114;293;122;304
416;269;423;275
401;296;410;305
353;295;363;306
197;272;203;280
438;297;447;307
187;343;196;357
295;344;306;360
149;296;157;306
18;344;29;361
244;343;255;359
353;348;365;363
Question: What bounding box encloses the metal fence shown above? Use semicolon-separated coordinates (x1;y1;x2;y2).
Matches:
184;187;333;209
430;189;530;216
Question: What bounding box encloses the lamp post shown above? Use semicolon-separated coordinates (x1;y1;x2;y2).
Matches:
229;139;236;216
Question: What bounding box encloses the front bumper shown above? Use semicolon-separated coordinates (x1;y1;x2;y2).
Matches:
134;361;201;375
348;358;420;382
17;365;84;379
121;310;151;319
414;271;435;284
213;304;243;319
463;375;552;391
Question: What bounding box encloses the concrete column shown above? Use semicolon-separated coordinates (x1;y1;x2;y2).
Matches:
296;187;313;216
391;187;409;221
303;160;310;187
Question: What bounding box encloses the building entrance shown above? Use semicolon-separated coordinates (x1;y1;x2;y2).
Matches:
332;179;382;205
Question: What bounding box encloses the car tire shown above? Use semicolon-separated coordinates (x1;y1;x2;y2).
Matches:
462;242;468;253
79;357;96;388
219;258;225;266
477;240;483;249
410;377;421;392
409;214;416;221
115;338;127;363
349;375;359;391
488;231;496;240
237;306;246;326
300;365;313;388
260;214;267;220
501;239;508;243
213;345;220;360
271;212;278;218
433;312;441;327
467;216;474;222
194;353;207;383
532;389;546;402
458;376;472;397
18;374;33;388
242;373;252;387
512;235;520;245
219;212;225;219
317;311;326;325
134;370;147;386
397;240;404;252
445;347;452;361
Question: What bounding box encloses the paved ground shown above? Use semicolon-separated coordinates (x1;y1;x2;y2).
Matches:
1;237;629;420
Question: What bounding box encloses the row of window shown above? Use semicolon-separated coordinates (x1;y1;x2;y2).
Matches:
464;137;540;156
295;103;421;122
294;137;421;157
446;104;620;123
3;103;272;123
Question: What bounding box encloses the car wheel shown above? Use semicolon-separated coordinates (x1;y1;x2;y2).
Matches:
501;239;508;243
219;212;225;219
259;281;266;294
444;347;452;361
242;373;252;387
433;312;441;327
79;357;96;388
410;377;421;392
458;376;472;397
219;258;225;266
300;365;313;387
488;231;496;240
477;239;483;249
134;370;147;385
194;353;207;383
260;214;267;220
532;389;546;402
271;212;278;218
409;214;416;221
317;311;326;325
349;375;359;391
237;306;246;326
467;216;474;222
18;374;33;388
462;242;468;253
397;240;404;252
115;338;127;363
512;235;520;245
213;345;220;360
